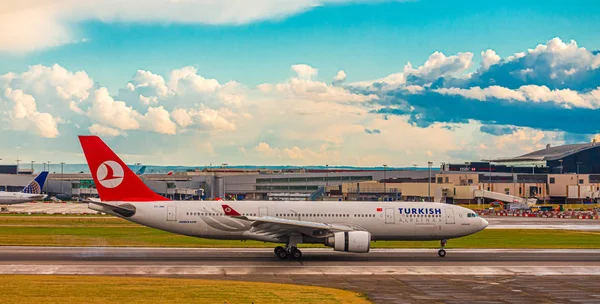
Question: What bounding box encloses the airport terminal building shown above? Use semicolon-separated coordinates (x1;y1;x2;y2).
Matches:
443;141;600;174
0;141;599;205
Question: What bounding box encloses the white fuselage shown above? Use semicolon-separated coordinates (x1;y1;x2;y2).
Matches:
91;200;487;243
0;191;46;205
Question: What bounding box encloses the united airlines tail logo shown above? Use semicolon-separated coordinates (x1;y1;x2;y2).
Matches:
23;182;41;194
97;161;124;188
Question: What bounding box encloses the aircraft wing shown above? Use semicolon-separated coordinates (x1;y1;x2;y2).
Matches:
221;204;361;239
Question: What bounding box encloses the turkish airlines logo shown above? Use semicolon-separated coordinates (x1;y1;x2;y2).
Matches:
97;161;124;188
224;207;232;213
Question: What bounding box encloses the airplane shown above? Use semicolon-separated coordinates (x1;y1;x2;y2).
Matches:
0;171;49;204
78;135;488;259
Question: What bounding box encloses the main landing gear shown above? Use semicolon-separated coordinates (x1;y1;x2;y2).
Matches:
438;239;447;257
274;246;302;260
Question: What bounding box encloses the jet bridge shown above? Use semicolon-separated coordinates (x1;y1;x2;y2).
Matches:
473;189;537;209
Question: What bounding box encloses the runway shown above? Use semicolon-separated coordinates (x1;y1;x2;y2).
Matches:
0;247;599;276
1;247;599;303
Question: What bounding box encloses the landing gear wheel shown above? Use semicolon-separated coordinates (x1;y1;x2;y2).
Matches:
291;248;302;260
438;249;446;257
274;246;284;257
277;248;288;259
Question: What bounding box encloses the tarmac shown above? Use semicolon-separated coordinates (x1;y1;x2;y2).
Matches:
0;247;599;303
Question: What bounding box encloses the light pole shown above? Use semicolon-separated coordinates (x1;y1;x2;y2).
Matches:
325;164;329;188
221;163;228;199
427;161;433;201
16;157;20;174
31;160;35;172
511;166;515;196
383;164;388;195
488;160;492;190
60;162;65;194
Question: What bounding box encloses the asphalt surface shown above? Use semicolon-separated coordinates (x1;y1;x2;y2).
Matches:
486;216;600;230
1;247;599;303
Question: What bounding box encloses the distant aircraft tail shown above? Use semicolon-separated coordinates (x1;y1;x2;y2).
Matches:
166;170;173;176
78;135;169;202
21;171;48;194
136;166;146;175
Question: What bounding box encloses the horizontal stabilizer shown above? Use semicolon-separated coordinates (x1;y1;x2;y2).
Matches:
86;199;136;217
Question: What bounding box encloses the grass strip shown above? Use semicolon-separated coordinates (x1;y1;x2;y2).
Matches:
0;275;370;304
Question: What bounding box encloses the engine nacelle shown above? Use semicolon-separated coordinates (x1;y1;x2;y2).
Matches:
325;231;371;253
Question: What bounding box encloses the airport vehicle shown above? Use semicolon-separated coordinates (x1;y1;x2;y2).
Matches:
0;171;49;204
79;135;488;259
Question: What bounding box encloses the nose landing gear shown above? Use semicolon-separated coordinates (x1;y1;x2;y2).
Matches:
438;239;447;257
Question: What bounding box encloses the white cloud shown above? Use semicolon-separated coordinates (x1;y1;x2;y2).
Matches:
140;106;178;135
404;85;425;94
333;70;347;85
168;66;221;94
139;95;158;105
527;37;600;70
129;70;171;97
0;64;94;103
506;52;526;62
87;88;141;130
171;106;236;131
2;1;396;53
434;86;526;102
481;49;501;70
268;65;377;103
493;128;560;154
88;124;126;137
404;51;473;81
0;3;71;53
2;88;60;138
253;142;330;161
351;50;473;88
291;64;318;80
434;85;600;109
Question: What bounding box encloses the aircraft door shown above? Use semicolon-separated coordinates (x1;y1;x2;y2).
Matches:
445;208;455;224
167;206;177;221
259;207;268;217
385;208;395;224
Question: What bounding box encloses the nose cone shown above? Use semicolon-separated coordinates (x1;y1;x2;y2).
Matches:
480;218;489;229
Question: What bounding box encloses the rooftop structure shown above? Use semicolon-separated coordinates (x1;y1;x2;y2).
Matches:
490;141;599;162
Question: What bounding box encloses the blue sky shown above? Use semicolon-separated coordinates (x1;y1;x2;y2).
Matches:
0;0;599;166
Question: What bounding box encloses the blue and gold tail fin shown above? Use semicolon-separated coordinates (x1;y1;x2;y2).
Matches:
21;171;49;194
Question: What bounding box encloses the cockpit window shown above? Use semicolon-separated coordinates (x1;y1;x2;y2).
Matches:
467;213;478;218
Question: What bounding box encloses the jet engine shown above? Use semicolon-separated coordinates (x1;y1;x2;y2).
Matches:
324;231;371;253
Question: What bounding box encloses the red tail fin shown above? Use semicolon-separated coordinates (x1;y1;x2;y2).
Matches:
78;135;169;202
222;204;241;216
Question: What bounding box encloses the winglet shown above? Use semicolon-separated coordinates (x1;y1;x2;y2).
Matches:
222;204;241;216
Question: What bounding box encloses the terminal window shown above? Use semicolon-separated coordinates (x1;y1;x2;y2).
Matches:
549;177;555;184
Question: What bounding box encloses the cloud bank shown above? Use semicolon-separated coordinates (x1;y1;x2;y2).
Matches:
1;37;599;165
